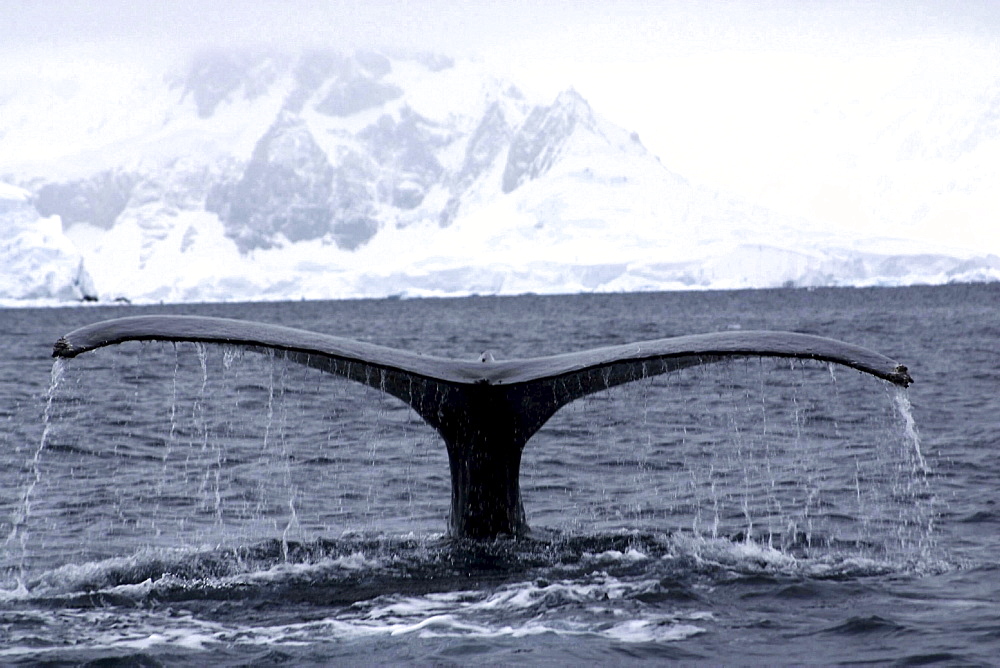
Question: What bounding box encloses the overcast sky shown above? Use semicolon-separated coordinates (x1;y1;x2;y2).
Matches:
4;0;998;249
5;1;998;49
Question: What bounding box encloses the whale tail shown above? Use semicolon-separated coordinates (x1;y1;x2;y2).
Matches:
54;315;912;538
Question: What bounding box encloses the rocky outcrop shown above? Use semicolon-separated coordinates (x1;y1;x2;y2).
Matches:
502;90;594;194
315;77;403;117
328;150;379;251
34;170;138;230
440;101;514;226
290;50;402;117
183;50;284;118
361;107;447;210
27;50;601;260
210;112;335;251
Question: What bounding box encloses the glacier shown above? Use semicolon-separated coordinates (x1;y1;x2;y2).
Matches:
2;49;997;306
0;183;97;302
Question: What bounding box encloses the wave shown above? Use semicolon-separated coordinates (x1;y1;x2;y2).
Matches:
1;529;954;661
3;528;944;605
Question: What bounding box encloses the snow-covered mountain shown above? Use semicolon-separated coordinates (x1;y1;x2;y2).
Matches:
2;49;997;304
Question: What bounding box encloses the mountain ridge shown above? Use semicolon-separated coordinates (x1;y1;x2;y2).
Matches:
1;49;997;304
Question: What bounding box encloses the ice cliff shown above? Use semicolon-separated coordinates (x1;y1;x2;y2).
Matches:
0;183;96;301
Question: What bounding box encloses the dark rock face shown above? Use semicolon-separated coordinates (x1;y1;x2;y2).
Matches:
463;103;514;183
329;151;379;251
313;51;401;117
330;214;378;251
207;105;396;252
35;171;138;229
295;50;350;90
441;102;513;226
284;50;350;113
412;52;455;72
127;158;222;214
211;112;335;251
315;77;403;117
354;51;393;78
287;50;399;116
361;108;447;210
184;50;282;118
502;90;593;194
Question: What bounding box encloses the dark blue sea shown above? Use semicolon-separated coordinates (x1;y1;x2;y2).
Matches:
1;284;997;665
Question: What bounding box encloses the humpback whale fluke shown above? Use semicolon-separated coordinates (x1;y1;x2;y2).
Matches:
53;315;912;539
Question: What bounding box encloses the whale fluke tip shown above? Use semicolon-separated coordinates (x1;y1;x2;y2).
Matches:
53;337;76;358
892;364;913;387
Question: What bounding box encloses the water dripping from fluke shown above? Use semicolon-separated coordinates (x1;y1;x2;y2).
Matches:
4;359;66;589
51;315;914;541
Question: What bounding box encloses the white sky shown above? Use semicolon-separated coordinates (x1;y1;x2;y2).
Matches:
4;0;999;251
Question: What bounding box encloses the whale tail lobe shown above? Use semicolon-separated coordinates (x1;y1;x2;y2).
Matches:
53;315;912;538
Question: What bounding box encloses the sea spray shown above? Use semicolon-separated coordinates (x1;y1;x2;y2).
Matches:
891;386;936;559
18;336;938;576
3;359;65;587
893;389;928;474
272;352;302;560
523;357;938;566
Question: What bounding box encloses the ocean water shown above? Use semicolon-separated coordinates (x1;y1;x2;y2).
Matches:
1;284;998;665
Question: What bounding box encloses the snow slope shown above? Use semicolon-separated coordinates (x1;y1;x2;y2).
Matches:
1;49;996;305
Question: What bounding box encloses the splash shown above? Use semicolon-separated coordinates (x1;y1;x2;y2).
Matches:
893;389;928;474
2;359;66;587
523;358;938;567
17;341;937;588
889;387;936;560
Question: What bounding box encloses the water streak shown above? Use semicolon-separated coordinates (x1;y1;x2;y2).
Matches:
891;387;936;559
893;389;928;474
4;359;66;588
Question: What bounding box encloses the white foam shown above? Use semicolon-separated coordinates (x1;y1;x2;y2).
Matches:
603;619;707;643
663;532;928;577
583;548;650;564
1;582;709;657
4;528;939;657
234;552;381;585
338;573;711;643
663;533;785;569
16;546;387;601
0;608;229;657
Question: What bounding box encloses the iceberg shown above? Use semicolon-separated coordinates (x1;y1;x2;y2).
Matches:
0;183;97;302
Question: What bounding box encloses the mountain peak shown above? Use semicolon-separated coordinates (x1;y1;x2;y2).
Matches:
553;88;594;119
210;111;336;251
501;88;597;194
